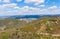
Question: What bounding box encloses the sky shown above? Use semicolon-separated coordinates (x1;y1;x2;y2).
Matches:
0;0;60;16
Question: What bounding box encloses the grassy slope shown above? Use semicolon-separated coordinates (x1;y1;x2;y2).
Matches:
0;16;60;39
21;16;60;34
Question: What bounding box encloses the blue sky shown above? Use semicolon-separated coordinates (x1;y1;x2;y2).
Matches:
0;0;60;16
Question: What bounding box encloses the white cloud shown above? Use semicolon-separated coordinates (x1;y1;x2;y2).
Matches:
40;6;60;15
17;0;22;2
0;4;60;16
0;4;42;16
24;0;45;5
0;3;19;16
2;3;17;7
36;5;45;7
39;5;45;7
48;6;57;9
2;0;10;3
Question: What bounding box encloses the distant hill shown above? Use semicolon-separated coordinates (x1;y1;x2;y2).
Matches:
1;14;60;19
